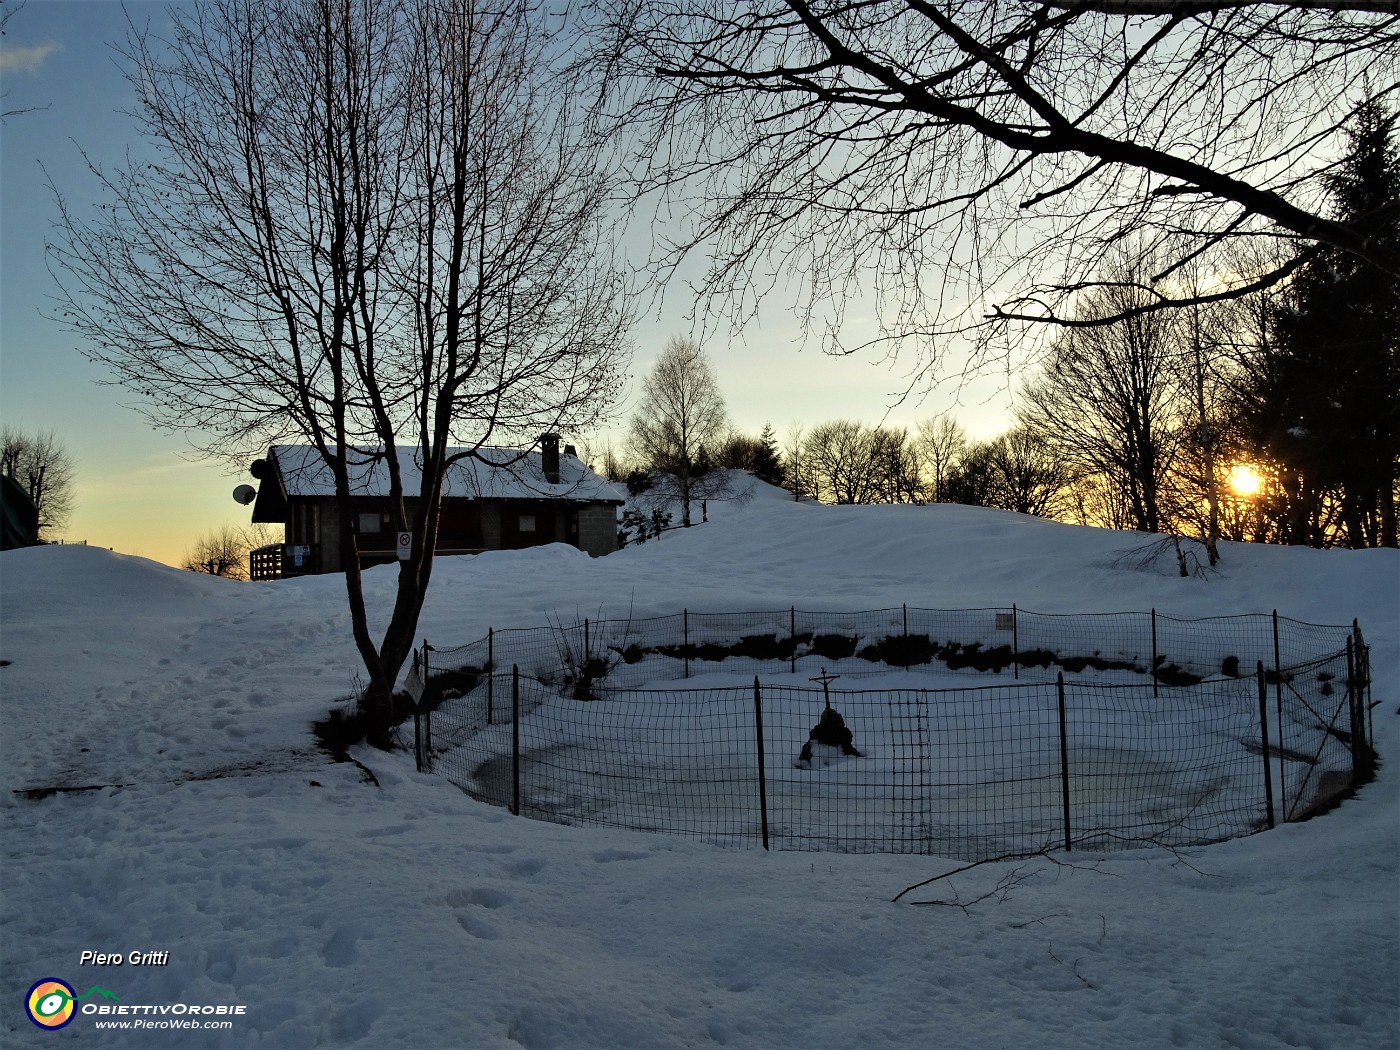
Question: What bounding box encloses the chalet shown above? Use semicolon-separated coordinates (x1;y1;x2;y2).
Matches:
243;435;624;579
1;474;40;550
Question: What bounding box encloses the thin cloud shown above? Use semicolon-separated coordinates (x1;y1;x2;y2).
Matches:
0;40;61;75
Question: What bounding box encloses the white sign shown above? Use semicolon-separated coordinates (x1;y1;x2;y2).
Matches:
396;531;412;561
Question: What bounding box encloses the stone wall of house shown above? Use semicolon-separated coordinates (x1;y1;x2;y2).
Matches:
577;504;620;557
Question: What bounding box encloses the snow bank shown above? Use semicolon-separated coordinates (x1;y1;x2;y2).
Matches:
2;499;1395;1048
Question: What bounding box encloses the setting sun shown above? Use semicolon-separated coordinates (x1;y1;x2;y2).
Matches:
1228;463;1264;497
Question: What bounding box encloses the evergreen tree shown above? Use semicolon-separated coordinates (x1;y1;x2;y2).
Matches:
752;424;786;488
1240;103;1399;548
714;425;784;487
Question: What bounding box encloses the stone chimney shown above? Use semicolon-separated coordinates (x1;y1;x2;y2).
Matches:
540;433;561;483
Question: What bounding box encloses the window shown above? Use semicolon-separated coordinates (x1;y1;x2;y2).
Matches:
358;512;382;534
519;514;536;533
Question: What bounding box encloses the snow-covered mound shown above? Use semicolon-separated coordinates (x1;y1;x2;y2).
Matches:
1;501;1396;1048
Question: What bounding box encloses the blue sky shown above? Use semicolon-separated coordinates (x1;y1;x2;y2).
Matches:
1;0;1016;567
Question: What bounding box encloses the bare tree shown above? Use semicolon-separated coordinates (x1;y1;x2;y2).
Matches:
0;426;75;537
626;336;730;525
184;523;282;580
944;428;1070;517
49;0;629;744
184;525;249;580
1017;277;1185;533
802;420;919;504
598;442;627;483
1167;295;1247;563
870;425;923;504
943;441;1001;509
914;415;968;503
592;1;1399;389
803;420;875;504
781;422;807;501
1063;471;1135;532
1;1;52;122
987;426;1072;518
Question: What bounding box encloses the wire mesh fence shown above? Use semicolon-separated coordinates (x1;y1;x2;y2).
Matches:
414;607;1374;860
424;605;1361;697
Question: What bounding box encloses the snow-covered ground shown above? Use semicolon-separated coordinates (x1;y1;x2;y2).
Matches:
2;481;1397;1048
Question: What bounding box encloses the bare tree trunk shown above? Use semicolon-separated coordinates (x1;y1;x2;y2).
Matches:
1192;312;1221;565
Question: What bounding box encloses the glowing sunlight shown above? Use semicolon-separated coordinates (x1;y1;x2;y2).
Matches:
1228;463;1264;497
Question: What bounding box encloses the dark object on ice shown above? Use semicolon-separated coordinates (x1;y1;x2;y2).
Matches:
797;707;862;765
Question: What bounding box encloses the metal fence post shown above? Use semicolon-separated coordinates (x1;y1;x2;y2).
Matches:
1151;608;1159;698
412;644;424;773
1346;637;1361;787
684;608;690;680
1057;673;1072;851
1012;603;1020;681
1355;620;1373;757
423;640;432;767
1272;610;1284;813
511;664;521;817
486;628;494;726
753;677;770;851
790;607;797;673
1256;662;1276;829
903;603;911;673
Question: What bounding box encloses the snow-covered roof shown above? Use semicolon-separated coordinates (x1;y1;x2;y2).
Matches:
265;444;625;504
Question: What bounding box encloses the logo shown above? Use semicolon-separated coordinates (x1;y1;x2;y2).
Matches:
26;979;77;1030
25;980;121;1031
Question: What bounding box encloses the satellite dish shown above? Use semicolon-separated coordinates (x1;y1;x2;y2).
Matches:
232;484;257;506
249;458;269;479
